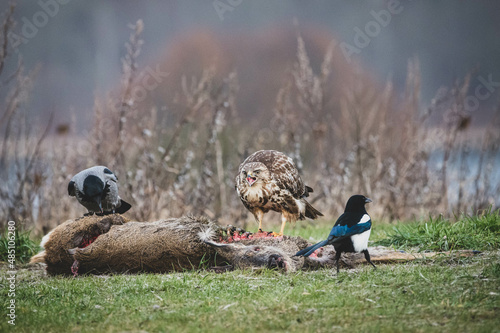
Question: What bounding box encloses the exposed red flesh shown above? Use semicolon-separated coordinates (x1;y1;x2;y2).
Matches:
309;247;324;258
219;229;278;244
70;234;99;276
80;234;99;248
251;231;274;239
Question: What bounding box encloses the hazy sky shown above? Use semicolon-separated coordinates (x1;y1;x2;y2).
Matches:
2;1;499;128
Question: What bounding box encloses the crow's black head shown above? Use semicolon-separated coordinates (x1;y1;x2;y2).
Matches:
83;175;105;197
82;175;105;212
68;181;76;196
344;195;372;213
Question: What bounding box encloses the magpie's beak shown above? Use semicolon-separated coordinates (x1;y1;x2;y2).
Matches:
246;172;257;186
365;197;372;203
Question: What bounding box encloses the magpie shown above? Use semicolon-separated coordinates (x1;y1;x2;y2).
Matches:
68;166;132;215
294;195;375;273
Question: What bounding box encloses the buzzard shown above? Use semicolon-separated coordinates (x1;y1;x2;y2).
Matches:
235;150;323;235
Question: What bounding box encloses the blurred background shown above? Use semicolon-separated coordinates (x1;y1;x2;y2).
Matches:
0;1;499;234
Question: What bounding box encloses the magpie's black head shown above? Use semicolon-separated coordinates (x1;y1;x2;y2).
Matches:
344;195;372;213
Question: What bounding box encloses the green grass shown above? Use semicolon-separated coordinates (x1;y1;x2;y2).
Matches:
1;213;499;332
0;227;41;263
3;256;499;333
375;210;500;251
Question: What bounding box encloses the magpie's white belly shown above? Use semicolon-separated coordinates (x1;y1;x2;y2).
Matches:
351;229;371;252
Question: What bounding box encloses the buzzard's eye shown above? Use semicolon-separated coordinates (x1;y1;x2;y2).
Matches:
242;171;247;176
254;170;261;175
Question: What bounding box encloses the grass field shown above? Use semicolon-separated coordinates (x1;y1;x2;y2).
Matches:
1;213;499;333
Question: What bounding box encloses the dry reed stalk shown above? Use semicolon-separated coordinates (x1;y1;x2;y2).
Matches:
1;16;499;232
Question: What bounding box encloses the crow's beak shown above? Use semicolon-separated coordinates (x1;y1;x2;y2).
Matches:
95;196;103;213
365;197;372;203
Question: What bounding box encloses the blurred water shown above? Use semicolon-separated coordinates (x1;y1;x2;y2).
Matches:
428;149;500;207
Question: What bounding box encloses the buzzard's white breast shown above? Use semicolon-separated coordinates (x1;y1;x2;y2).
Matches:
245;186;263;202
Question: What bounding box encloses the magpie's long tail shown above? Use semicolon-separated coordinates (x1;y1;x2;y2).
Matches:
294;239;329;257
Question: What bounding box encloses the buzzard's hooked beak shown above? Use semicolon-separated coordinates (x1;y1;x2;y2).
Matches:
365;197;372;203
246;173;257;186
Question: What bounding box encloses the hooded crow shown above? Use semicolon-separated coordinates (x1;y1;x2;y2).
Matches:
295;195;375;272
68;166;131;215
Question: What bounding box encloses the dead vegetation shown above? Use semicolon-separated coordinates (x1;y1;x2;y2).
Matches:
0;7;499;234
